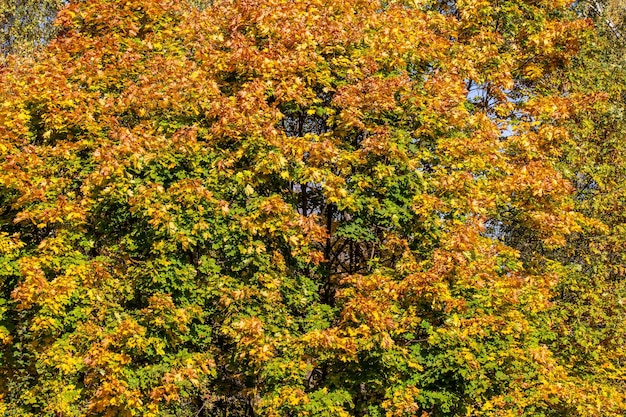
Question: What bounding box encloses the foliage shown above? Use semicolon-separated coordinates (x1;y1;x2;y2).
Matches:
0;0;625;416
0;0;66;59
534;0;626;413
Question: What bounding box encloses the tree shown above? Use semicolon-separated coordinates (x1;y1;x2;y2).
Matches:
0;0;66;59
0;0;624;416
530;0;626;410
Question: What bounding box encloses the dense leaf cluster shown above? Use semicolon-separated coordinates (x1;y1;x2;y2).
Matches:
0;0;625;416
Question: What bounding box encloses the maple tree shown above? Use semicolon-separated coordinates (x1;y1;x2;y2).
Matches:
1;0;626;416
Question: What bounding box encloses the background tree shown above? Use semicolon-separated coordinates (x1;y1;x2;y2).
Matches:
0;0;66;59
532;0;626;409
1;0;625;416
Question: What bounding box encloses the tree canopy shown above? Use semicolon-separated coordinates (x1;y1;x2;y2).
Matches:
1;0;625;416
